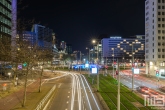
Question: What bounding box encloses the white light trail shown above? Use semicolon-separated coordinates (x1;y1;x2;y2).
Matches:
79;75;92;110
82;75;100;110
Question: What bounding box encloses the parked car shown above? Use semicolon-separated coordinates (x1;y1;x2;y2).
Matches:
0;65;14;77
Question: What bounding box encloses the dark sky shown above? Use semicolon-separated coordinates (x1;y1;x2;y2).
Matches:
19;0;145;53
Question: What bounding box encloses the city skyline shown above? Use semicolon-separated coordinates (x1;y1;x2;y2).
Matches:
19;0;145;52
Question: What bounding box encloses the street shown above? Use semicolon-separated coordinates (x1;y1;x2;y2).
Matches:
47;71;103;110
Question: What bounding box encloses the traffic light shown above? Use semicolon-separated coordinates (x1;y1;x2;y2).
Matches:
156;71;159;76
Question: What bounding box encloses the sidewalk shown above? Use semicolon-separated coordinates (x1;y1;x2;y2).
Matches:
0;71;58;110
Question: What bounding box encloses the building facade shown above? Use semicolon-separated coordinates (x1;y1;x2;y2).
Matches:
66;44;72;54
17;31;36;48
0;0;12;40
60;41;66;51
145;0;165;77
31;24;52;49
101;36;145;65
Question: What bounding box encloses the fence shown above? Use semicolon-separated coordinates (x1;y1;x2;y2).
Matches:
34;85;56;110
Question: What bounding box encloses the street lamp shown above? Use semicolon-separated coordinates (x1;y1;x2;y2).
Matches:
92;39;99;63
92;39;99;91
117;59;120;110
86;47;91;77
8;72;11;80
111;48;115;78
129;43;135;92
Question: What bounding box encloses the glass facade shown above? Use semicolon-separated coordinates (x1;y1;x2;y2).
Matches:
0;0;11;39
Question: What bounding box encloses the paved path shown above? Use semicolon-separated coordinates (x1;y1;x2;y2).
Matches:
0;79;41;110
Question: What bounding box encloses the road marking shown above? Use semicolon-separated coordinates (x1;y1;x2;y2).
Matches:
66;101;69;104
58;83;62;88
68;96;69;98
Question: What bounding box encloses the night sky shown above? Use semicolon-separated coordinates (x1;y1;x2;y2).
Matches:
19;0;145;53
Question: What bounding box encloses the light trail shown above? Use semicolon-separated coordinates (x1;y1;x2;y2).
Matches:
70;73;76;110
79;74;92;110
56;71;101;110
81;75;100;110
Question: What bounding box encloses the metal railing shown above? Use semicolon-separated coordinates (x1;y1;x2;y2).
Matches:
34;85;56;110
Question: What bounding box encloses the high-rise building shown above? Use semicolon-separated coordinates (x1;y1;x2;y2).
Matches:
145;0;165;77
0;0;12;40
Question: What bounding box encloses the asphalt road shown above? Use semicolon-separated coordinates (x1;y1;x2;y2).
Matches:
119;70;160;90
47;71;103;110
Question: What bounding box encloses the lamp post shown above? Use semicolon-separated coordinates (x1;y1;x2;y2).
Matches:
92;39;100;91
8;72;11;80
117;58;120;110
112;48;115;78
130;43;135;92
86;47;91;77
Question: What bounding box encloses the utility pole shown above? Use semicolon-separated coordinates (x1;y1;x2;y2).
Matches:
112;48;114;78
132;44;134;92
80;51;81;72
97;44;99;63
117;58;120;110
97;65;99;91
88;49;90;77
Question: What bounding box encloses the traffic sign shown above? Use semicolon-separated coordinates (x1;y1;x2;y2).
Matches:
23;62;27;67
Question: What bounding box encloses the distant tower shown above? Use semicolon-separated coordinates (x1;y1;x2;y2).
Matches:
145;0;165;76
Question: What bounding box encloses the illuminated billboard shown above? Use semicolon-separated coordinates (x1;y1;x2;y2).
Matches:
91;68;97;74
134;68;140;74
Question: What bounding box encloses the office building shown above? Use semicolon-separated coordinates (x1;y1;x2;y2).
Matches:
0;0;12;40
31;24;52;49
17;31;36;48
145;0;165;77
101;36;145;64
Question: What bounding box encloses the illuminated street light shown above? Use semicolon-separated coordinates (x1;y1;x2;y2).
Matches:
8;72;11;80
92;39;100;91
